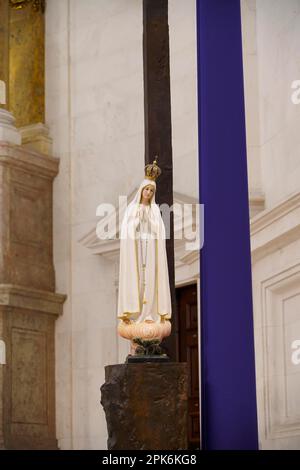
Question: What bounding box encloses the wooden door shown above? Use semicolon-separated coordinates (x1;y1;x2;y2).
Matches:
176;284;200;449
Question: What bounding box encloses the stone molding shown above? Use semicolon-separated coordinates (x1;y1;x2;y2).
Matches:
19;122;53;156
0;109;21;145
250;190;300;449
250;191;300;262
0;141;59;179
0;284;66;316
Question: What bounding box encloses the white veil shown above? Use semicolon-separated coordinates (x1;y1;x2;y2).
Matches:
117;179;172;320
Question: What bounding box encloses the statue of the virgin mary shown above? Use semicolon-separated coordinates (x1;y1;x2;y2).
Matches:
117;159;172;349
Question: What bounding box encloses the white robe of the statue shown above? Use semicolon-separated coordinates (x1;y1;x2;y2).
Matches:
117;179;172;322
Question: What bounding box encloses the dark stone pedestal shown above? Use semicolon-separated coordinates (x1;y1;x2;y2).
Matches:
126;354;170;363
100;362;188;450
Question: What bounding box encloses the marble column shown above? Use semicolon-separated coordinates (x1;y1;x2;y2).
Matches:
0;142;66;449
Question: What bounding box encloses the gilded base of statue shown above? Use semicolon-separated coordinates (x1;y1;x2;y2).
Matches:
118;315;172;356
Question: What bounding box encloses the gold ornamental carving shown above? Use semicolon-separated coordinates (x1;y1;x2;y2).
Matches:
0;0;46;125
9;0;45;13
9;0;45;127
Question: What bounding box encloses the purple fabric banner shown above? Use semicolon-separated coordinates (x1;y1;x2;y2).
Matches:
197;0;259;449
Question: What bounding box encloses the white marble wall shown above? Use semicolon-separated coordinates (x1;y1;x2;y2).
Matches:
241;0;263;197
255;0;300;209
46;0;72;450
46;0;145;450
242;0;300;209
242;0;300;450
169;0;199;199
46;0;199;450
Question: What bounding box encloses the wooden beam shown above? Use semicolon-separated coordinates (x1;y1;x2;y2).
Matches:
143;0;177;359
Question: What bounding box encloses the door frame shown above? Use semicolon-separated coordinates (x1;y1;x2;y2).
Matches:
175;277;201;448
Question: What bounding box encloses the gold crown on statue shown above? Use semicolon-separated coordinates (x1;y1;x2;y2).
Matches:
144;157;162;181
